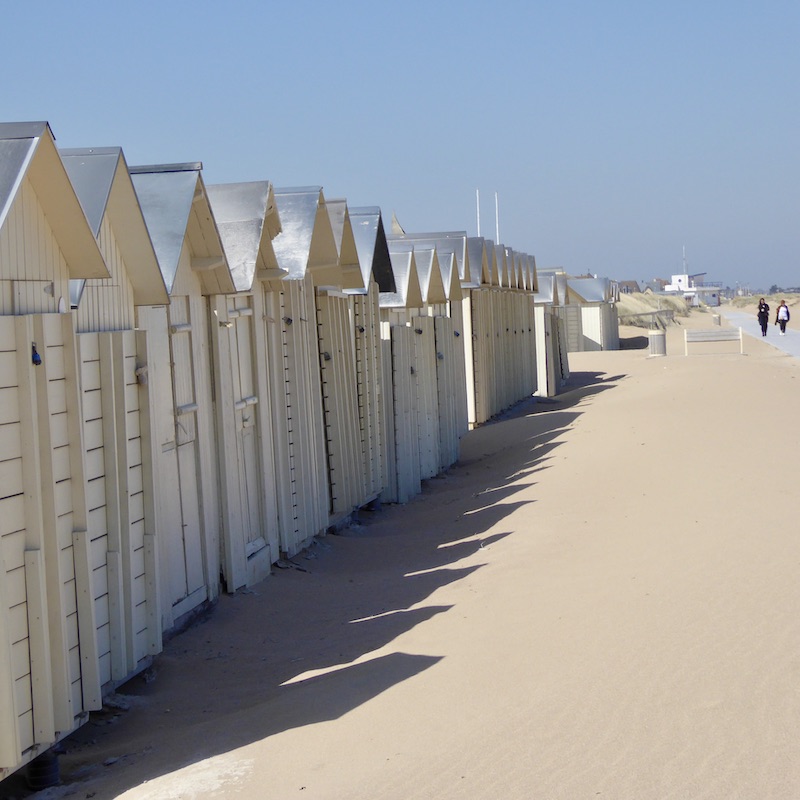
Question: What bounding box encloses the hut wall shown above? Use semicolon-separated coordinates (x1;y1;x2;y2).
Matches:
411;315;440;480
210;291;279;592
0;313;102;778
433;314;466;469
559;304;584;352
352;283;384;504
134;252;221;631
76;330;160;690
262;275;329;555
316;289;365;523
380;321;421;503
0;179;71;316
74;217;136;333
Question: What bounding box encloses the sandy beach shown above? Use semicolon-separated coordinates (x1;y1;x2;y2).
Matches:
4;310;799;800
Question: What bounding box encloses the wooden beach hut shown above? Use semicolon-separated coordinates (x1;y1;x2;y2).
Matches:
567;276;620;351
379;245;425;503
130;163;235;632
346;206;397;508
533;273;570;397
0;121;110;779
60;146;168;692
268;187;334;553
316;198;372;524
205;180;284;590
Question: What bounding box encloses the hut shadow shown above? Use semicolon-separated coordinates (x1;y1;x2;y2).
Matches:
43;372;619;799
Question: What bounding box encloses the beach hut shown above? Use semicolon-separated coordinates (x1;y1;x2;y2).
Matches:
567;277;620;351
130;163;235;632
347;206;396;507
316;198;372;524
0;121;110;778
379;246;425;503
206;180;284;590
60;146;168;692
268;187;334;552
533;274;570;397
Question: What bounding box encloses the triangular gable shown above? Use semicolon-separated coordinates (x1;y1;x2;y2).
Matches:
438;251;463;302
492;244;505;287
466;237;488;287
349;206;396;293
326;199;365;291
412;247;446;305
61;147;168;307
272;187;340;286
533;274;557;305
504;247;517;288
0;121;108;279
382;245;423;309
130;163;234;296
207;181;285;292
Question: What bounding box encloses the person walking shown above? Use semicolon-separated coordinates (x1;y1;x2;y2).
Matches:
757;298;770;336
775;300;790;335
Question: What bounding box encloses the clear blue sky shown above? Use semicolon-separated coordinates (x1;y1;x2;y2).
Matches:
3;0;798;290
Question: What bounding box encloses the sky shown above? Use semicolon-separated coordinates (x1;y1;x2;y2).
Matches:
3;0;798;290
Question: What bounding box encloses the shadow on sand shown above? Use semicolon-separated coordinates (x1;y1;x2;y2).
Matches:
1;370;624;799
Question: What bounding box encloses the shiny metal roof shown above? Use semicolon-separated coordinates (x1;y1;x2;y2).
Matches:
382;246;423;309
272;187;339;282
0;137;37;227
410;246;445;304
207;181;277;292
465;237;488;287
325;198;364;291
387;231;469;285
60;147;119;236
348;206;396;293
130;163;233;295
568;277;612;303
533;274;556;304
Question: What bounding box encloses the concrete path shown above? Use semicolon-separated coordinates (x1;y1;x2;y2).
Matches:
719;306;800;359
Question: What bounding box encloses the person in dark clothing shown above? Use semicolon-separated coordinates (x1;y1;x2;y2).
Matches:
757;298;770;336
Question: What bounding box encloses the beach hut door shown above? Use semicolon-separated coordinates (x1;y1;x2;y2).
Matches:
166;300;206;610
229;306;268;581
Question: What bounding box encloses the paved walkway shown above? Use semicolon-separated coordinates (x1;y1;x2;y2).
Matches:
719;306;800;359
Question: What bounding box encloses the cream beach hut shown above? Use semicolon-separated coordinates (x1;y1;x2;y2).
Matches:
567;276;620;351
316;198;373;524
60;146;169;692
268;187;334;553
206;180;283;590
130;163;235;632
0;121;110;779
379;245;425;503
349;207;397;503
533;273;570;397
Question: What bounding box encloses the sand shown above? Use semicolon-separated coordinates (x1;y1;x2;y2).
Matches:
5;311;800;800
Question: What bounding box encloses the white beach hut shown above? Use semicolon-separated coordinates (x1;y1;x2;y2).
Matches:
206;180;283;590
130;163;235;632
533;274;570;397
60;146;169;691
268;187;334;553
379;246;425;503
567;277;620;351
0;121;110;779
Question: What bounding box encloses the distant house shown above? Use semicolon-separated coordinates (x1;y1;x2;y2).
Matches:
664;273;722;307
618;280;641;294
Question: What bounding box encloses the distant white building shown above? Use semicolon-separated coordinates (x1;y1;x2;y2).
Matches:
664;273;721;306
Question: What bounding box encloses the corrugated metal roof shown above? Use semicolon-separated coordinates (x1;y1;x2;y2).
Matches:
533;274;556;305
568;277;611;304
349;206;396;293
207;181;274;292
465;237;487;287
